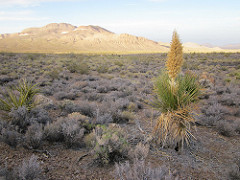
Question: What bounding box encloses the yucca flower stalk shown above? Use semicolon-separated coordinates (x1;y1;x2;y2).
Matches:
166;30;183;80
166;30;183;93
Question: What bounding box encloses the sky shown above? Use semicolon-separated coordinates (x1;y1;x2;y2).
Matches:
0;0;239;46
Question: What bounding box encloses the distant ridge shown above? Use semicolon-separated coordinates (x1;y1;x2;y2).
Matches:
220;44;240;50
0;23;239;54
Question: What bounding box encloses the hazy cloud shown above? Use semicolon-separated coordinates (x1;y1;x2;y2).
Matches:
0;10;49;21
0;0;78;7
148;0;168;2
0;17;49;21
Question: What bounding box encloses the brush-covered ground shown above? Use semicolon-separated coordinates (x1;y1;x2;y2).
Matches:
0;52;240;180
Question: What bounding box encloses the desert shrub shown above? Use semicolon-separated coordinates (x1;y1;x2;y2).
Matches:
115;159;175;180
54;91;77;100
0;79;39;113
91;124;129;164
0;164;17;180
229;159;240;180
0;120;6;133
68;112;94;132
235;121;240;134
127;102;138;112
85;92;105;102
112;110;129;124
96;64;109;73
115;98;130;110
44;117;85;147
77;101;97;117
129;142;150;161
25;123;43;149
44;119;64;142
1;128;22;148
121;111;135;122
97;85;110;93
61;118;85;148
114;61;124;67
8;106;30;132
18;155;43;180
0;75;14;85
71;81;88;90
84;131;96;148
216;121;235;137
219;94;238;106
66;61;89;74
59;100;79;114
200;102;224;126
45;68;60;80
95;109;113;124
28;108;52;125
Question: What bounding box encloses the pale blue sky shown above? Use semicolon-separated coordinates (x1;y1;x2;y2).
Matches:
0;0;239;45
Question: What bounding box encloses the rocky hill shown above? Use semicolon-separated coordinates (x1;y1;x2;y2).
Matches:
0;23;238;53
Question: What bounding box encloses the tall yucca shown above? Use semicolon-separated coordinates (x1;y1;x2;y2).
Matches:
153;30;200;150
166;30;183;81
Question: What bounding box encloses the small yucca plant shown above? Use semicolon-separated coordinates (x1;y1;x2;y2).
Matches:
153;31;200;149
0;79;39;113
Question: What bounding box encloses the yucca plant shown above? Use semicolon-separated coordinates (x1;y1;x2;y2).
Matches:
153;31;200;149
153;71;200;113
0;79;39;113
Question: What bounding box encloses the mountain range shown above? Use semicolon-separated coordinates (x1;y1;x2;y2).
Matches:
0;23;239;54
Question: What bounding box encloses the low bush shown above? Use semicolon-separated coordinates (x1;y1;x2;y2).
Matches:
91;124;129;164
200;102;224;126
25;123;43;149
1;128;22;148
18;155;44;180
59;100;79;114
44;117;85;148
129;142;149;161
45;68;60;80
44;119;64;142
8;106;30;132
28;107;52;125
66;61;89;74
95;110;113;125
216;121;235;137
77;101;97;117
61;118;85;148
0;164;17;180
115;159;175;180
54;91;77;100
96;64;109;73
229;159;240;180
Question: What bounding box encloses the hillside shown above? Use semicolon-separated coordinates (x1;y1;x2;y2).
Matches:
0;23;238;53
0;23;168;53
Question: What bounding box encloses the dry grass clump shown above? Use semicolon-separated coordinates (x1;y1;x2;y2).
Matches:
153;31;200;149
